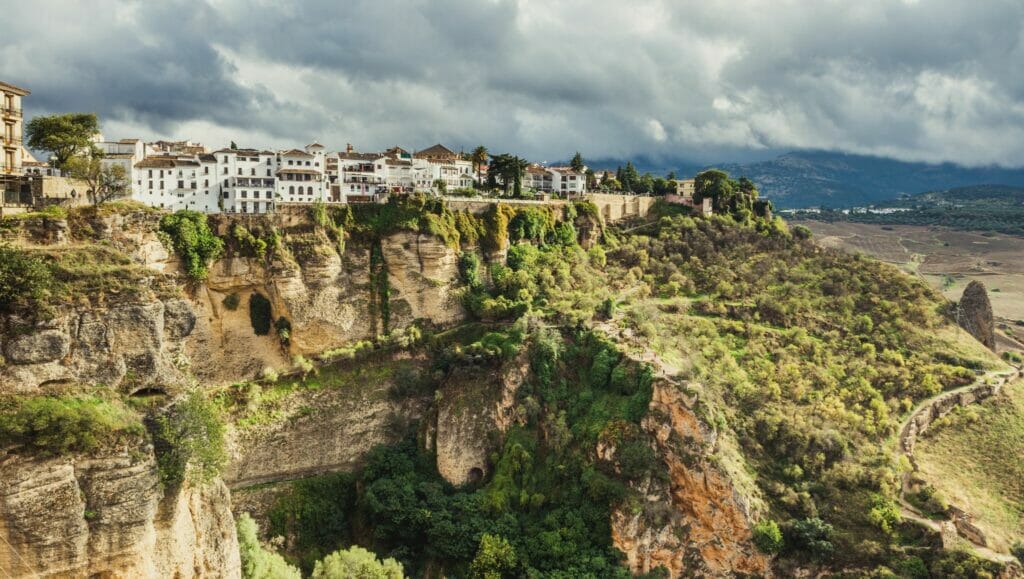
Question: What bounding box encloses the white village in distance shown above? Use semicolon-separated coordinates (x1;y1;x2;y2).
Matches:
1;80;712;217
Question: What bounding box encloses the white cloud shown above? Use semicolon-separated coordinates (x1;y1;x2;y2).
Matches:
4;0;1024;166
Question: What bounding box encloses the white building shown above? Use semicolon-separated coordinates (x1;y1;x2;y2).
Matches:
213;148;277;214
98;138;145;178
547;166;586;196
413;144;474;193
276;144;327;205
132;156;216;212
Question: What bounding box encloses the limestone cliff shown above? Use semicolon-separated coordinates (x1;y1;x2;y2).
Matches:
611;379;770;578
0;446;240;578
0;210;465;392
959;280;995;351
430;352;528;486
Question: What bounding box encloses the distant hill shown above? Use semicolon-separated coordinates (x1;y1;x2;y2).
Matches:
792;185;1024;236
712;151;1024;208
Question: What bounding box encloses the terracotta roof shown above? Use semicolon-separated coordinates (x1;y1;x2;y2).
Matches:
134;157;179;169
306;142;325;150
414;143;457;159
338;152;382;161
386;159;412;166
280;148;314;158
199;154;217;162
0;81;30;96
212;148;266;155
118;138;141;144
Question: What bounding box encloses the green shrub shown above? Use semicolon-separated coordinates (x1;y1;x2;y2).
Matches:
895;555;928;578
867;494;901;535
158;211;224;281
151;389;226;487
787;517;834;561
470;534;517;578
222;293;241;310
249;293;273;336
0;244;53;312
275;316;292;346
752;520;783;554
237;512;301;579
792;224;812;240
312;546;403;579
459;252;482;288
1012;542;1024;565
0;395;143;456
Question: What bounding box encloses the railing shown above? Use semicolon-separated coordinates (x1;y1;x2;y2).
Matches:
343;176;384;184
232;177;275;187
0;107;22;118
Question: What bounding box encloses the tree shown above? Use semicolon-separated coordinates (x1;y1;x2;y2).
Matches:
471;145;489;187
470;534;517;578
312;546;403;579
585;168;596;191
488;154;527;197
433;178;448;195
0;244;53;313
25;113;100;170
619;162;640;192
752;520;783;554
237;513;301;579
230;141;238;150
64;148;130;206
569;151;585;173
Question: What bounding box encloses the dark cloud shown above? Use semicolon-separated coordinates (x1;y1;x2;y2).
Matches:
4;0;1024;166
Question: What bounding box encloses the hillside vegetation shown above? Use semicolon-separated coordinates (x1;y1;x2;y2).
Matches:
914;380;1024;553
0;183;1015;577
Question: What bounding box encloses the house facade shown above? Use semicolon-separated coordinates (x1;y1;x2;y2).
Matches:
1;81;30;178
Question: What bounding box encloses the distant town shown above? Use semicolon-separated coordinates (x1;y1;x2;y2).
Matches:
1;81;712;217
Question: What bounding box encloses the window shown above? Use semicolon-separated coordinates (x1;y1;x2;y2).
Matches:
148;170;153;178
204;179;208;187
240;190;247;198
223;167;228;174
204;167;209;174
289;186;294;195
251;168;255;176
305;161;311;166
237;168;242;175
223;191;228;199
160;181;164;189
288;160;294;166
307;186;313;195
222;156;228;162
148;180;153;189
266;169;271;177
266;158;271;165
178;180;184;189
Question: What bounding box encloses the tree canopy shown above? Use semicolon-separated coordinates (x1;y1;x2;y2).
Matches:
24;113;100;170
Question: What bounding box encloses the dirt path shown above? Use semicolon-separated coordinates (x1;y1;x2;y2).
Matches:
895;368;1020;562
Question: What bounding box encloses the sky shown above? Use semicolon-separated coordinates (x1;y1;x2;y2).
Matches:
4;0;1024;167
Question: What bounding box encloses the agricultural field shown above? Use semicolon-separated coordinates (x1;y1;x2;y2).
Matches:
795;220;1024;353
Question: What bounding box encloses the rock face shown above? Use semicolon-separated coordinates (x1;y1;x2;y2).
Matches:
611;380;770;578
959;280;995;350
0;213;466;392
0;299;196;393
432;353;528;486
224;356;431;487
0;448;240;579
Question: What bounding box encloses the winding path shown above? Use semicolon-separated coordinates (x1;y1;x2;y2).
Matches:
894;367;1020;563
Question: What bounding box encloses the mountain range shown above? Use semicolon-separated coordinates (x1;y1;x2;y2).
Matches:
590;150;1024;209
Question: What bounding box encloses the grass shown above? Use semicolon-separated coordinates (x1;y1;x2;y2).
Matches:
0;392;145;456
28;244;179;304
914;380;1024;553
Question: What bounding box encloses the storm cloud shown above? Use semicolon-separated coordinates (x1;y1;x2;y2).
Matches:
4;0;1024;166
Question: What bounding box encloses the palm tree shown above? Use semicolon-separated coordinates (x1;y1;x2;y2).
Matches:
470;145;488;188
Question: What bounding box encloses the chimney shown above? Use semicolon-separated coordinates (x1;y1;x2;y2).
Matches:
346;143;354;154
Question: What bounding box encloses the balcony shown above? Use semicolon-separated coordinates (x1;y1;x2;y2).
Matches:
344;176;384;184
231;177;275;188
0;107;22;119
2;132;21;146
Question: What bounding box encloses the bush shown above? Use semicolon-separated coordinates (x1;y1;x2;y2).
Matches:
470;534;517;578
787;517;834;561
249;293;273;336
792;224;812;240
0;395;143;456
222;293;241;310
1012;541;1024;565
158;211;224;281
0;244;53;312
895;555;928;578
275;316;292;346
237;513;301;579
752;520;783;554
460;252;482;288
312;546;403;579
151;390;226;487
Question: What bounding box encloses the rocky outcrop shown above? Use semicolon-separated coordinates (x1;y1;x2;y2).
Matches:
611;380;770;578
959;280;996;350
0;447;240;578
0;298;196;394
1;212;466;392
431;353;528;486
224;354;432;488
